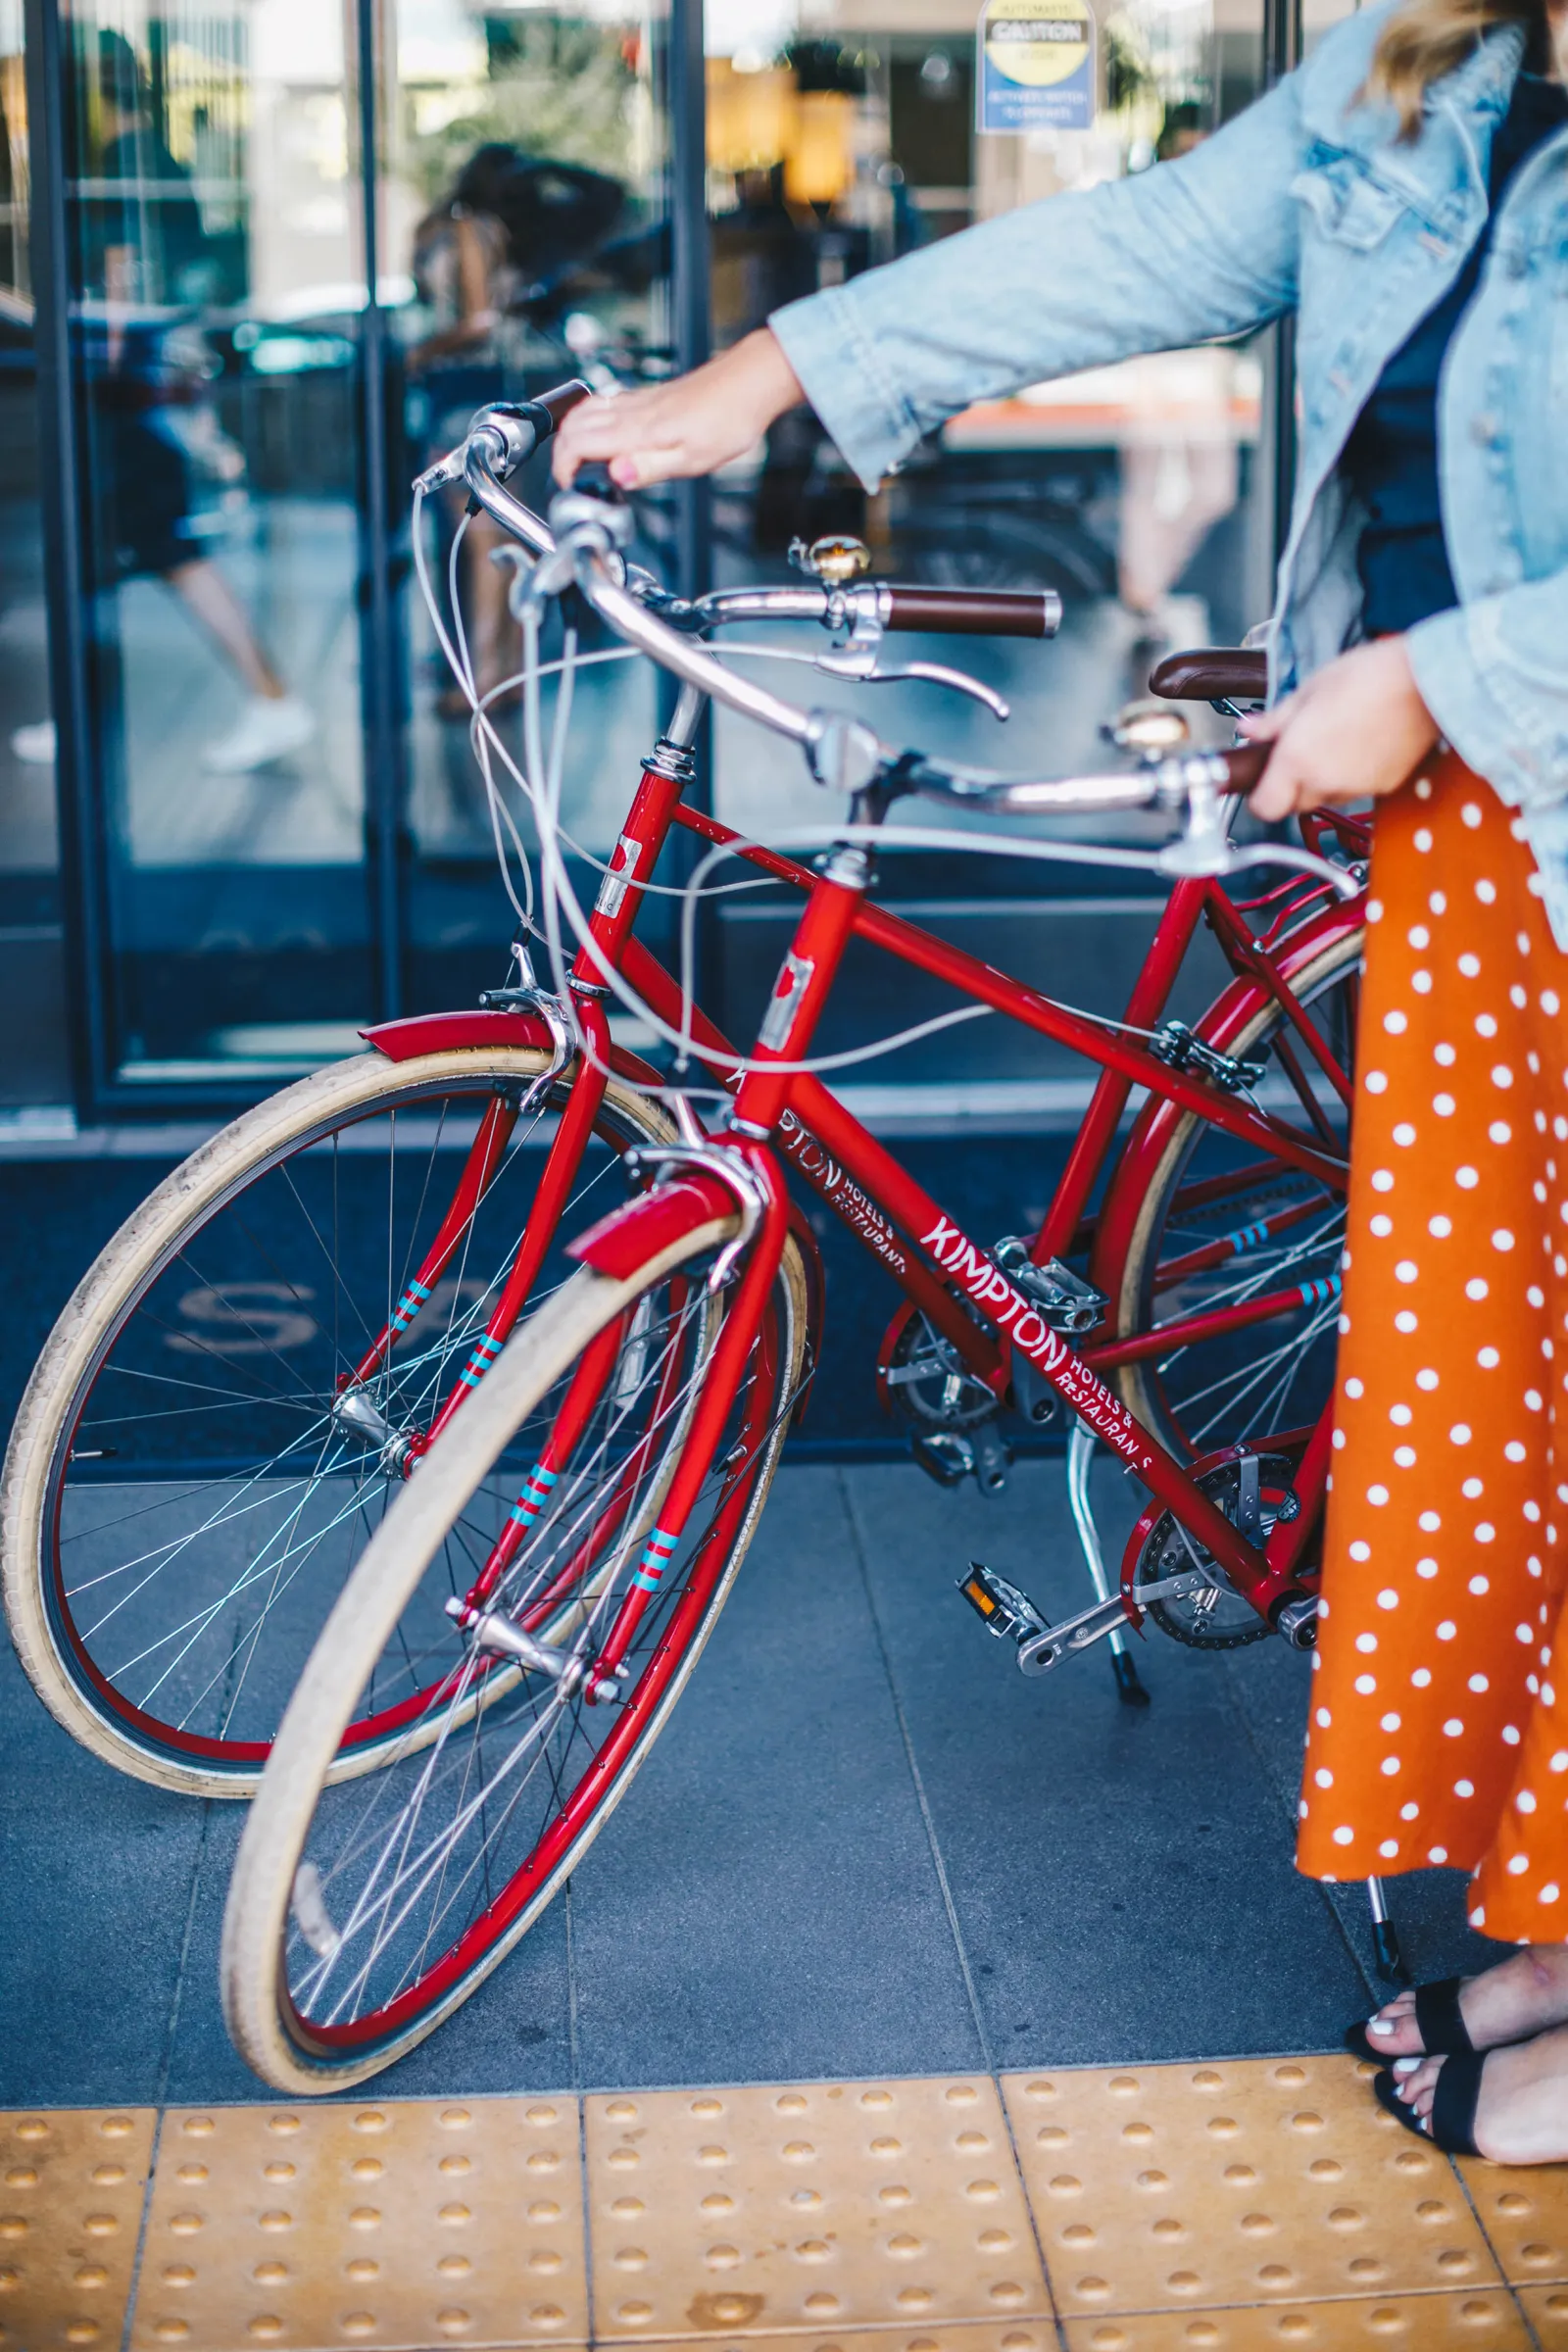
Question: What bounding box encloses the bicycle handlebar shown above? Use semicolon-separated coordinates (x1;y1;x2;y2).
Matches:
446;435;1356;894
439;383;1061;645
883;585;1060;639
547;515;1268;818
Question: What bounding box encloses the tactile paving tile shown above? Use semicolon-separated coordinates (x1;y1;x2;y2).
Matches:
0;2106;154;2352
1520;2283;1568;2346
633;2328;1053;2352
582;2078;1052;2339
1001;2057;1500;2318
1459;2160;1568;2284
128;2094;587;2350
1060;2291;1530;2348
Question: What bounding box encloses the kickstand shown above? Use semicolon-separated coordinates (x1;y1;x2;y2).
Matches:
1067;1424;1150;1708
1366;1875;1410;1986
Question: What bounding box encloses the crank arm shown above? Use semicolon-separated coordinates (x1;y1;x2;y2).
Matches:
1015;1569;1212;1677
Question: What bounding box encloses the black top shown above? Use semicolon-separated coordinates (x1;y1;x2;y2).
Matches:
76;127;210;307
1341;39;1568;637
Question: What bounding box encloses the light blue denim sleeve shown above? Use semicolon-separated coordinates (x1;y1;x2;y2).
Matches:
768;74;1307;491
1405;570;1568;808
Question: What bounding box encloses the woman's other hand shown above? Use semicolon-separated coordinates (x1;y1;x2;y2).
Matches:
553;328;805;491
1241;636;1441;819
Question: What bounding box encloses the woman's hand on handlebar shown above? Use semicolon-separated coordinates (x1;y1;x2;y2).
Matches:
1241;636;1440;819
552;328;805;491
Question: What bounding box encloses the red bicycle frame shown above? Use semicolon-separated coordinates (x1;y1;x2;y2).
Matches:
367;719;1361;1642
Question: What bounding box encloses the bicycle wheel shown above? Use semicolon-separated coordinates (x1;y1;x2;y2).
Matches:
1107;926;1361;1466
222;1221;807;2091
2;1044;675;1796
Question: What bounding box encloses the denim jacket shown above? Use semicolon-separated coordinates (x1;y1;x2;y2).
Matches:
769;7;1568;936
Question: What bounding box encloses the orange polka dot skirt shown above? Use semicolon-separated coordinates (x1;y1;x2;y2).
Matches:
1298;751;1568;1939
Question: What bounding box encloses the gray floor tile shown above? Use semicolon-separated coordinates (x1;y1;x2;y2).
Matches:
567;1466;986;2089
0;1643;201;2107
156;1797;575;2109
840;1453;1377;2066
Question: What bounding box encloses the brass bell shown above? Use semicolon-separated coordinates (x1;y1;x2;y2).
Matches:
806;533;872;587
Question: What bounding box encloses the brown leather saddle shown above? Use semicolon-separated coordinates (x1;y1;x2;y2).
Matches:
1148;647;1267;704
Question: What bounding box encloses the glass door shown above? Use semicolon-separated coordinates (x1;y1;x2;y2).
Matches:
701;0;1280;1091
0;0;74;1104
57;0;370;1086
390;0;673;1030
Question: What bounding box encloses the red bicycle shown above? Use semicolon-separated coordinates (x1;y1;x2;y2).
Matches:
204;392;1369;2090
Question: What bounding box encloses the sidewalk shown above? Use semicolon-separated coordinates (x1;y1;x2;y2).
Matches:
1;1456;1486;2113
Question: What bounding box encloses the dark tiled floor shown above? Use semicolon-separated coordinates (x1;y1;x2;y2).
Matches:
0;1455;1494;2111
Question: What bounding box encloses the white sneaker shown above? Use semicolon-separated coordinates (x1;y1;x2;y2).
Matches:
202;694;316;775
11;720;57;765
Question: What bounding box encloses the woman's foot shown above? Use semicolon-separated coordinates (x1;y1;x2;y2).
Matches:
1360;1947;1568;2059
1390;2022;1568;2163
202;694;315;775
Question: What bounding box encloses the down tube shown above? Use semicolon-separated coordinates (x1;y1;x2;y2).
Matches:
788;1081;1302;1615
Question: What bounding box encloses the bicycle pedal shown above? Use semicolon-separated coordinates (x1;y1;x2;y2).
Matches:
957;1561;1050;1644
910;1424;1012;1494
911;1430;973;1488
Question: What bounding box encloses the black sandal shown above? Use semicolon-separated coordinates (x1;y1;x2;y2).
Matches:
1372;2054;1483;2156
1346;1975;1475;2063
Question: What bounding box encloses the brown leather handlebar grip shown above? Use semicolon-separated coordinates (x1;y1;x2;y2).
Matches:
536;379;593;432
883;585;1062;639
1218;742;1270;794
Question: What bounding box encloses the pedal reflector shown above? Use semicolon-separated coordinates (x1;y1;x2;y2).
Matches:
957;1561;1049;1644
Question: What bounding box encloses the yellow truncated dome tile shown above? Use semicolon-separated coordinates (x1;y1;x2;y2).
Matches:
1521;2282;1568;2345
582;2079;1052;2339
128;2095;587;2351
0;2106;153;2352
1458;2161;1568;2283
1001;2058;1500;2318
1060;2289;1531;2348
632;2327;1054;2352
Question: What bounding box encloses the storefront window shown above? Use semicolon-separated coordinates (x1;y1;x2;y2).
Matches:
23;0;1329;1103
392;0;670;1019
702;0;1280;1079
61;0;368;1079
0;0;73;1103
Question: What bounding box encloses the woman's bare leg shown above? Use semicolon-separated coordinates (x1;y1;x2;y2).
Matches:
165;560;286;700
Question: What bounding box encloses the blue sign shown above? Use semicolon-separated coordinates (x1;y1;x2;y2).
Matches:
977;0;1096;134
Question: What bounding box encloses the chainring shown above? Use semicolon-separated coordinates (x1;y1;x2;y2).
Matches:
1130;1454;1299;1650
876;1303;997;1430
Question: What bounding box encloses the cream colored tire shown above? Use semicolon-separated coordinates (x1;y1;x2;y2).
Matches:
2;1046;675;1797
221;1225;806;2092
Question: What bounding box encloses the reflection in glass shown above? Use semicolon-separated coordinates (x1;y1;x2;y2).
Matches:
64;0;368;1076
0;1;73;1103
391;0;669;1017
701;0;1275;1074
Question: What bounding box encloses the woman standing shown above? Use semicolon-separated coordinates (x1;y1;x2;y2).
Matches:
555;0;1568;2161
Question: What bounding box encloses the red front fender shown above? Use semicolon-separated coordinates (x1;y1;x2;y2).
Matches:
362;1008;666;1094
568;1174;824;1422
567;1175;742;1279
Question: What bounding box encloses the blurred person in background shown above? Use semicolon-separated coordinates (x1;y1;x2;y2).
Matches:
410;144;522;719
12;30;314;774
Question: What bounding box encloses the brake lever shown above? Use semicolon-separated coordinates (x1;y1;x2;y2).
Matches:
812;643;1010;721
